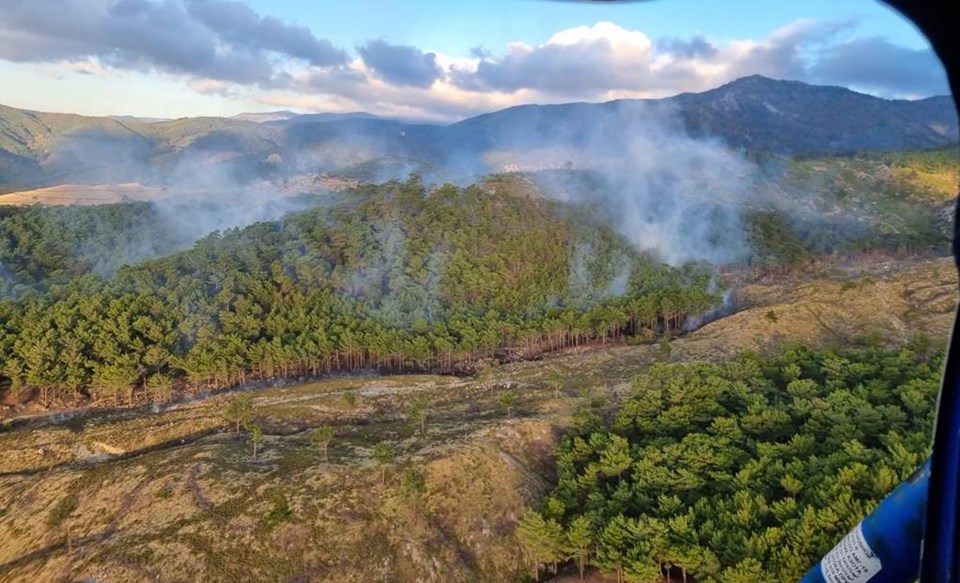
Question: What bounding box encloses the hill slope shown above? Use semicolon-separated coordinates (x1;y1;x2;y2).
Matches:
0;257;954;583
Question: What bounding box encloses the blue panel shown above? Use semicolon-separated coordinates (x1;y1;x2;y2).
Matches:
800;460;929;583
921;312;960;582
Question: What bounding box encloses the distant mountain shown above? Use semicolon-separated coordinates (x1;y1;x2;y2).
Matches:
0;76;955;188
110;115;169;124
667;75;958;153
231;111;298;123
274;112;383;126
232;111;382;125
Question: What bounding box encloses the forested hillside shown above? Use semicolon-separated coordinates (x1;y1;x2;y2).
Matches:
519;341;941;582
0;256;953;583
744;147;957;264
0;176;721;406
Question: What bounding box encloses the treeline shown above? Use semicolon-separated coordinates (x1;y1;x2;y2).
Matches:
0;176;722;405
744;208;950;268
518;340;940;582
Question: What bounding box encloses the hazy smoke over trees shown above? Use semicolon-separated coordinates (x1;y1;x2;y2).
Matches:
3;99;760;286
481;102;755;265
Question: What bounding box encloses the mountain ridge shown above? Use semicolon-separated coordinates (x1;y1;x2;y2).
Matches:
0;75;956;188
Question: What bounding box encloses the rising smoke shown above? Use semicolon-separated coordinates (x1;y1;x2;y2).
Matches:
148;150;320;248
468;101;756;266
0;130;324;296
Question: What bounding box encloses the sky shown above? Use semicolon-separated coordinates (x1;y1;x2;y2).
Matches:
0;0;950;122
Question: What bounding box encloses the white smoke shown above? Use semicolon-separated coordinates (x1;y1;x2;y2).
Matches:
482;101;755;266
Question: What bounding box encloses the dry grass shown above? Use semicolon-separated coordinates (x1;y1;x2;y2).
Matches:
675;258;957;362
0;373;564;582
891;166;960;202
0;183;161;206
0;174;339;207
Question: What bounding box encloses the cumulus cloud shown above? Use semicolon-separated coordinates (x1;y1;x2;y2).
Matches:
444;19;947;105
0;0;346;86
267;14;948;123
358;40;443;88
185;0;346;67
810;37;950;97
280;65;529;122
451;22;656;96
717;19;855;83
657;35;718;59
0;2;948;120
188;78;236;97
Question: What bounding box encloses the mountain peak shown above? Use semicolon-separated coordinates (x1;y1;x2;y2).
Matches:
729;74;777;84
718;75;840;94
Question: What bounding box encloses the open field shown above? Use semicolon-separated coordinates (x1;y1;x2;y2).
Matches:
0;175;355;207
0;183;162;206
0;257;956;582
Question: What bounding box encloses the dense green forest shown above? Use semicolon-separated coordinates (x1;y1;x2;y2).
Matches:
518;340;941;582
0;202;198;295
0;176;722;405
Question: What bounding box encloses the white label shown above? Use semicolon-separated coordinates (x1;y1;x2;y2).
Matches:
820;523;883;583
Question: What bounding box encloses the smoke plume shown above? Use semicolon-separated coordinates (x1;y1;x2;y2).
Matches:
470;101;755;266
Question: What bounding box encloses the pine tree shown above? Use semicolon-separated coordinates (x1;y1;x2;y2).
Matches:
598;435;631;479
596;514;633;583
407;397;428;435
311;425;335;464
249;424;263;462
564;514;594;581
373;442;394;485
546;369;564;399
224;395;253;433
499;390;516;418
517;511;565;581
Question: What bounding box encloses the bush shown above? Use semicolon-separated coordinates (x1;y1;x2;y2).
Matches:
47;494;78;527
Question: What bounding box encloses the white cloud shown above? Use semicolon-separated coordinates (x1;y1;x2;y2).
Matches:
548;21;652;56
36;58;111;79
0;0;346;87
1;2;946;120
251;15;947;122
188;78;235;96
440;18;946;109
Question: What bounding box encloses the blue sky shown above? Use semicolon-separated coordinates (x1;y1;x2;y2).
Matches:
253;0;930;52
0;0;948;121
